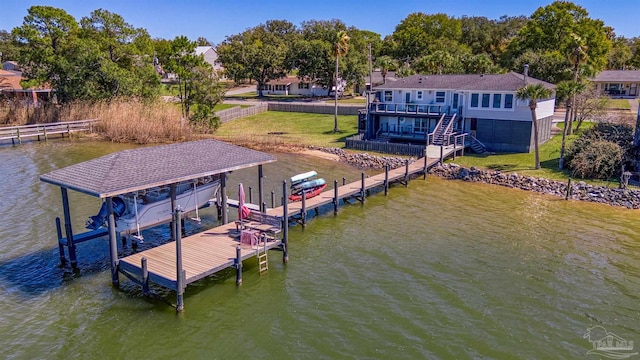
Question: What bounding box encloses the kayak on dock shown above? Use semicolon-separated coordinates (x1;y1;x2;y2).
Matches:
289;171;326;201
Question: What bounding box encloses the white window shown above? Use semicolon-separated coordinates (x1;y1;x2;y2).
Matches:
384;90;393;102
435;91;445;103
417;91;423;100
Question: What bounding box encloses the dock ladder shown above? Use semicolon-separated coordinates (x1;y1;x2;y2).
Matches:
257;234;269;274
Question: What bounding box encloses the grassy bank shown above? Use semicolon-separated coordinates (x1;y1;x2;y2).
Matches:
213;111;358;150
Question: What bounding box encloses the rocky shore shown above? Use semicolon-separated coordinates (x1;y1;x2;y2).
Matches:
430;163;640;209
314;147;640;209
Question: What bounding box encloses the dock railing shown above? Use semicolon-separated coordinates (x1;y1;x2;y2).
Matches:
0;119;98;145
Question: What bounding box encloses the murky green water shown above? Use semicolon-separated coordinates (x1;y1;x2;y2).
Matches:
1;139;639;359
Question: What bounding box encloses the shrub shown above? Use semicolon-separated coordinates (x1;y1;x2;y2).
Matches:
567;140;623;179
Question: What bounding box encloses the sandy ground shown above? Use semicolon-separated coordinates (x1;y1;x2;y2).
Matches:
300;149;340;161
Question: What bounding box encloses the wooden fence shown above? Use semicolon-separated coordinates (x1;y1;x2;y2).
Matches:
267;103;362;115
345;134;427;157
217;103;268;123
0;119;98;145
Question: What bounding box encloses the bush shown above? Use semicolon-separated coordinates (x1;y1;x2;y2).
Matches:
567;140;623;179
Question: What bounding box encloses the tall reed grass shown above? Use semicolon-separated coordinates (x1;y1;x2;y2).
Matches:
1;99;192;144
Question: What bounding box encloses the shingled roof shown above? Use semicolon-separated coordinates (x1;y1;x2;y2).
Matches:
374;72;555;91
40;140;276;198
592;70;640;82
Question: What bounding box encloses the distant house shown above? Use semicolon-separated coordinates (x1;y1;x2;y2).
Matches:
259;76;345;97
591;70;640;98
0;69;52;105
364;72;556;153
195;46;224;77
2;61;20;71
355;70;397;95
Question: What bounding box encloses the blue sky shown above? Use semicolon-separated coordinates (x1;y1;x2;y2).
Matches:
2;0;638;45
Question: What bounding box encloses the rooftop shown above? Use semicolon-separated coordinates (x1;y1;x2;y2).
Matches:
40;139;276;198
374;72;555;91
591;70;640;82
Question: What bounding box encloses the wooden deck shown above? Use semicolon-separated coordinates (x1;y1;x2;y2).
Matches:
119;222;281;290
117;149;457;300
0;119;98;145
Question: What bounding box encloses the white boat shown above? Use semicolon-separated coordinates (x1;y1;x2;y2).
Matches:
86;176;220;236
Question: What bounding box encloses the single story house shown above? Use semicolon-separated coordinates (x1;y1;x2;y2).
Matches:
0;69;52;105
591;70;640;98
365;72;556;153
259;76;345;97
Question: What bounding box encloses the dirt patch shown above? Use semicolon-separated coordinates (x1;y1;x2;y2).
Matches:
300;149;340;161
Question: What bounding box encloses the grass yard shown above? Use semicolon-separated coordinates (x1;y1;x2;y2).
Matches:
324;97;367;105
448;122;601;182
215;103;250;111
213;111;358;149
606;98;632;110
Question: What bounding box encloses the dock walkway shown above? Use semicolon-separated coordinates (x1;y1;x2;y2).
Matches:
0;119;98;145
117;146;459;305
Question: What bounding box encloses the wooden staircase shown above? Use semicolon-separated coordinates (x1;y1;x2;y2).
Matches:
432;114;455;146
469;135;488;154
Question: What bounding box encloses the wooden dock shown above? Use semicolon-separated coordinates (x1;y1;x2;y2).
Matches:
116;147;459;306
0;119;98;145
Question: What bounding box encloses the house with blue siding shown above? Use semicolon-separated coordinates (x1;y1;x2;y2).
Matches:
364;72;556;153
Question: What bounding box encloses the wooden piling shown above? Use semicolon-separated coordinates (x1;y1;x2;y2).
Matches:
384;165;389;195
106;197;119;287
360;172;366;203
439;145;444;165
61;188;77;268
248;186;253;204
404;160;409;187
453;141;457;160
175;206;185;312
55;217;66;265
282;181;288;263
258;165;264;212
221;173;228;224
343;177;346;186
141;257;149;296
333;180;339;215
271;191;275;209
235;246;242;285
423;149;428;180
301;192;307;227
565;179;572;200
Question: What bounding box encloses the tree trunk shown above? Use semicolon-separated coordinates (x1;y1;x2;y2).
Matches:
568;64;579;135
559;102;572;169
531;105;540;169
333;54;339;133
257;81;263;97
635;107;640;147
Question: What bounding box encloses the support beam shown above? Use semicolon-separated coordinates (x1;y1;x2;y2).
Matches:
174;203;185;312
55;217;66;265
258;165;264;212
235;246;242;285
61;188;77;268
282;180;288;263
106;197;119;287
221;173;228;224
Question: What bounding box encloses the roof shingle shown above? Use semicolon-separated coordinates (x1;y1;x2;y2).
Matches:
374;72;555;91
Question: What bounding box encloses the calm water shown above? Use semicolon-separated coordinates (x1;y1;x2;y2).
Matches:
1;139;639;359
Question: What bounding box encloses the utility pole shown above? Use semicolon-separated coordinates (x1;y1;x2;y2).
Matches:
365;43;373;137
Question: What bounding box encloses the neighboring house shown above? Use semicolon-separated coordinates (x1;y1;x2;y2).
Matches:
364;72;556;153
0;69;52;105
355;70;397;95
2;61;20;71
195;46;224;77
259;76;345;96
591;70;640;98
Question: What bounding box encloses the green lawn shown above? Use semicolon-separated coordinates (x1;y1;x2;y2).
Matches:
214;111;358;148
449;122;600;182
324;97;367;105
215;103;250;111
606;98;631;110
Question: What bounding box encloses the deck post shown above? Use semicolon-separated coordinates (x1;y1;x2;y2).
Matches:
565;179;572;200
282;181;288;263
235;246;242;285
141;257;149;296
343;177;346;186
106;197;119;287
384;165;389;195
439;145;444;165
301;192;307;227
271;191;275;209
60;188;77;268
404;160;409;187
17;128;21;144
55;217;66;265
221;173;228;224
360;172;366;203
248;186;253;204
258;165;264;212
43;126;48;141
423;149;428;180
174;205;185;312
333;180;339;215
453;141;457;160
169;184;177;241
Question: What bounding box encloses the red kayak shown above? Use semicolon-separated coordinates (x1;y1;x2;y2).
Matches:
289;184;327;202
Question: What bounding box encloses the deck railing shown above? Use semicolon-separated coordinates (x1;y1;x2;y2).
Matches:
345;134;427;157
0;119;98;145
370;103;450;115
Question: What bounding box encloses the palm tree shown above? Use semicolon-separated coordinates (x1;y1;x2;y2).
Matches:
374;55;394;84
516;83;554;169
566;33;588;135
333;30;350;133
555;80;586;169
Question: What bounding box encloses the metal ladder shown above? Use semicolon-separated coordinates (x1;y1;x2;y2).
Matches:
257;233;269;274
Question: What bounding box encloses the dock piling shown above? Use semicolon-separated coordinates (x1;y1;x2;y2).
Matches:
333;180;339;215
301;192;307;227
282;181;289;263
423;149;428;180
248;186;253;204
55;217;66;265
271;191;275;209
384;165;389;195
106;197;119;287
141;257;149;296
343;177;346;186
258;165;264;212
360;173;366;203
235;246;242;285
439;145;444;165
565;179;572;200
404;160;409;187
61;188;77;269
174;205;185;312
